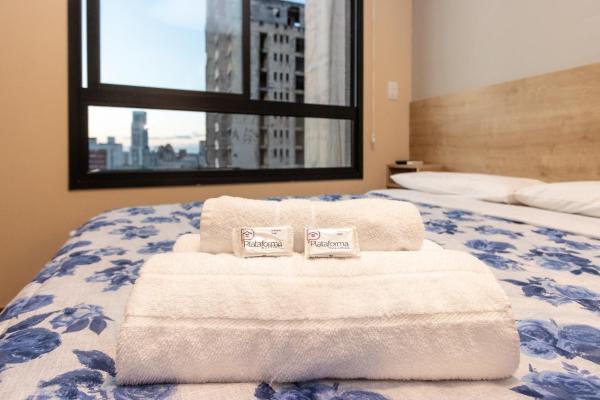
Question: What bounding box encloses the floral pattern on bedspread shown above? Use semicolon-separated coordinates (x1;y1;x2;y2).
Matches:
1;193;599;399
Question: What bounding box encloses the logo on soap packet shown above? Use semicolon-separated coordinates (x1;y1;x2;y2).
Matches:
241;228;255;243
240;227;285;249
306;230;321;241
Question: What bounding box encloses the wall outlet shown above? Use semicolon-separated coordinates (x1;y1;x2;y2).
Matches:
387;81;398;100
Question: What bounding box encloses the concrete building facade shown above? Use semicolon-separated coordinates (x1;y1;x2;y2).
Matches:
205;0;306;169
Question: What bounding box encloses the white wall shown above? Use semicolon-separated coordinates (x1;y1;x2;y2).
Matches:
413;0;600;100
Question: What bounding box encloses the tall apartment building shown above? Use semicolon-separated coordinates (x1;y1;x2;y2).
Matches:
130;111;149;168
204;0;247;168
205;0;305;169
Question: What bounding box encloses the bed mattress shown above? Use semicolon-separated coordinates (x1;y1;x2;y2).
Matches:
1;191;599;399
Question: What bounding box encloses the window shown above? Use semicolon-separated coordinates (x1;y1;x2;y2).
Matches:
295;38;304;53
69;0;362;189
287;6;301;27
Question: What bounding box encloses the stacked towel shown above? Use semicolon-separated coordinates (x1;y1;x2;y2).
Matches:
117;250;519;384
198;196;425;253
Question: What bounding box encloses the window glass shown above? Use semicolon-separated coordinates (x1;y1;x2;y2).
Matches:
100;0;243;93
250;0;350;105
71;0;360;188
88;106;352;172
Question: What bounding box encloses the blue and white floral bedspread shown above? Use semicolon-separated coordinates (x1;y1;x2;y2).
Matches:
1;194;599;400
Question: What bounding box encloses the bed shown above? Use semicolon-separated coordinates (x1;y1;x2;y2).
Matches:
1;189;599;400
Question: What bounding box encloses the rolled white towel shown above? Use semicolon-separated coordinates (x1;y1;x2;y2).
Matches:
173;233;442;253
172;233;203;252
198;196;425;253
117;250;519;384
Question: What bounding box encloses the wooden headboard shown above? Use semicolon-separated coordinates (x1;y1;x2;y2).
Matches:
410;63;600;181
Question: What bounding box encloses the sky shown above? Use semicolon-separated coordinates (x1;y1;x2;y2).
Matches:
89;0;213;152
101;0;211;90
88;0;305;152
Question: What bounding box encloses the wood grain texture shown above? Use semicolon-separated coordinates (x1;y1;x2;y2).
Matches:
386;164;444;188
410;63;600;181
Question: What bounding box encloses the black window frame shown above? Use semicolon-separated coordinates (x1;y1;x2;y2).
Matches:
68;0;363;190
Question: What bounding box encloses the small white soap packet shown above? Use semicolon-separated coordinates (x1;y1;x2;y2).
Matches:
304;227;360;258
232;226;294;257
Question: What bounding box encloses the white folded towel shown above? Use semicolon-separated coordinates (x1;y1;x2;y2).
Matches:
117;250;519;384
173;233;443;253
198;196;425;253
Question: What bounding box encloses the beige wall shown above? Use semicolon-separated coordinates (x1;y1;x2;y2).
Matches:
413;0;600;100
0;0;411;306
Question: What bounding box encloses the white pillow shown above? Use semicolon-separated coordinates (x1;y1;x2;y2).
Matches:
515;181;600;218
391;172;544;203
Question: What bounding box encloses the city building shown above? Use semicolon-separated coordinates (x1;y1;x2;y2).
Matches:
88;110;204;171
151;144;200;170
205;0;305;169
88;148;107;172
88;136;126;170
204;0;247;169
198;140;208;168
304;0;351;167
130;110;150;168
